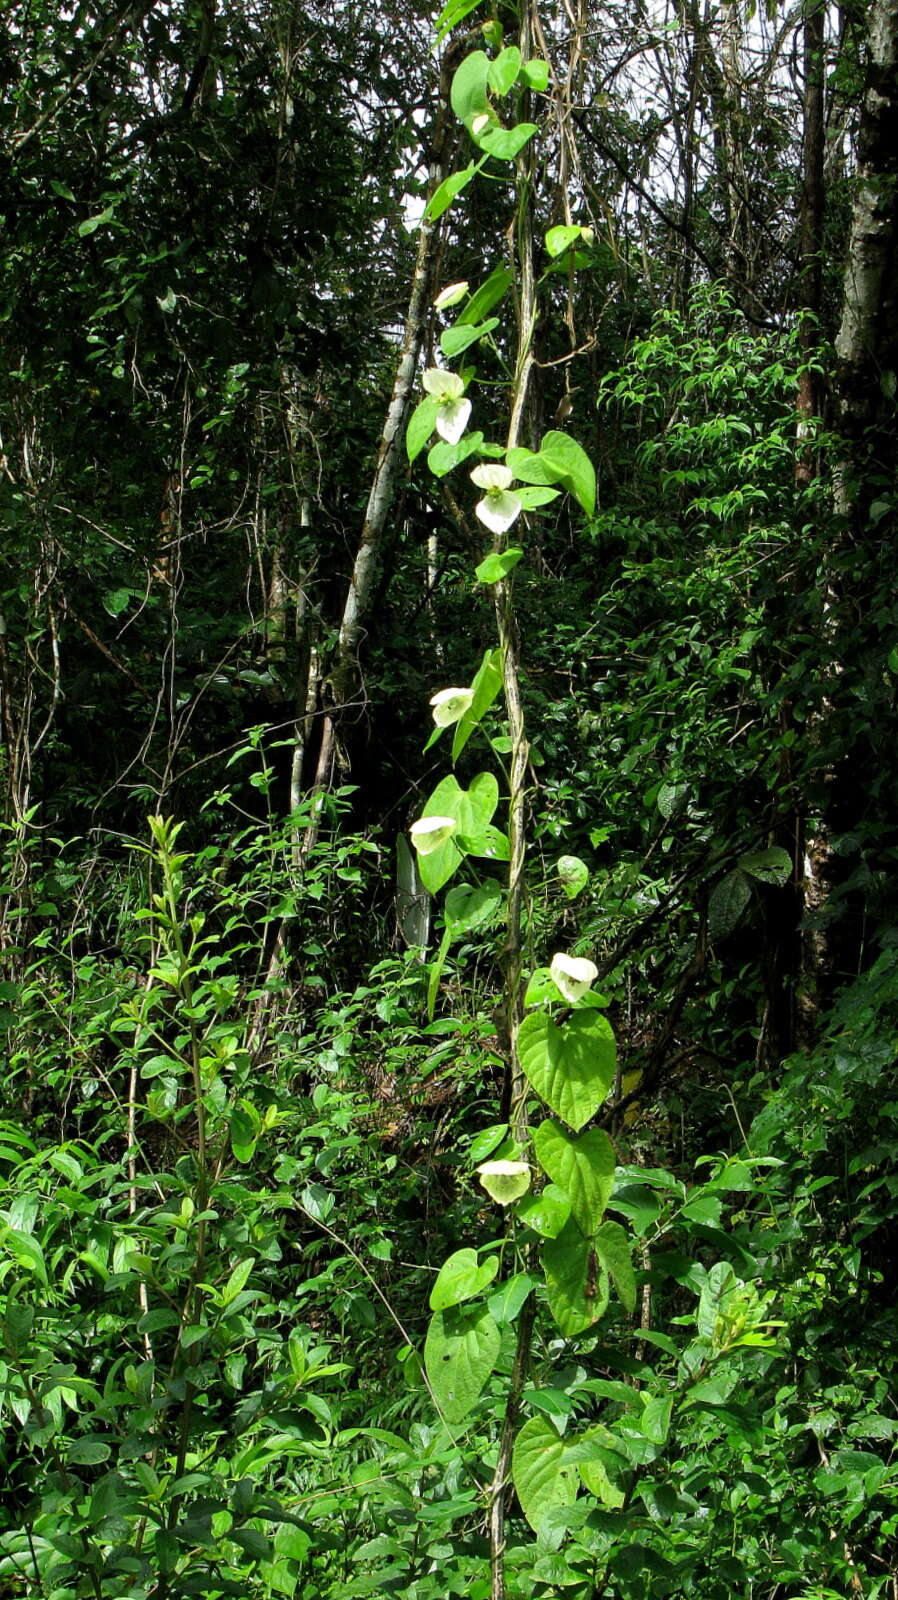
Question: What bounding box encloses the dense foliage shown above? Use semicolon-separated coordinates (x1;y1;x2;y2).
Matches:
2;0;897;1597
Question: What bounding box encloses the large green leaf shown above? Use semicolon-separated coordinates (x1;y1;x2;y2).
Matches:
457;266;514;326
474;122;538;161
444;879;503;936
406;396;438;461
488;45;522;95
517;1182;571;1238
506;446;559;485
452;647;503;760
429;1248;499;1311
425;161;483;222
594;1219;637;1313
533;1120;616;1234
424;1302;501;1423
440;318;500;358
539;429;596;516
518;1009;616;1129
512;1414;579;1531
708;869;751;942
542;1218;609;1336
450;51;490;123
565;1426;628;1506
737;846;792;886
427;431;483;478
418;772;500;893
474;548;524;586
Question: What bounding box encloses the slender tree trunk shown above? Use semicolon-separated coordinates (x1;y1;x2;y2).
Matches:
795;0;826;488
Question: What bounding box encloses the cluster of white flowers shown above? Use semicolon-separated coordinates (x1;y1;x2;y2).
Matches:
421;332;523;534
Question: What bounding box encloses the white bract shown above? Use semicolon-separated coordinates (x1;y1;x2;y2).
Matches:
410;816;458;855
549;952;599;1004
477;1160;532;1205
470;462;522;535
430;687;475;727
422;368;472;445
434;280;469;310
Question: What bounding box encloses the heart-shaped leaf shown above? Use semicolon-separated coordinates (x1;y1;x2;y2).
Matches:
452;646;503;759
517;1182;570;1239
539;430;596;516
518;1009;616;1129
533;1120;616;1234
542;1217;609;1336
424;1302;501;1423
594;1219;636;1313
429;1248;500;1311
512;1414;579;1531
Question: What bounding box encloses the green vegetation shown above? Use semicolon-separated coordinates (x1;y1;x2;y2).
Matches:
2;0;897;1595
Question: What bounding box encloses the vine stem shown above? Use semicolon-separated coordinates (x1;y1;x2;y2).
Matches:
488;6;539;1594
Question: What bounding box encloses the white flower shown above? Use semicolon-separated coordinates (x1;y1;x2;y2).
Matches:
434;397;472;444
434;281;469;310
471;113;491;135
549;952;599;1004
477;1160;531;1205
410;816;457;855
422;369;472;446
470;462;522;535
430;687;475;727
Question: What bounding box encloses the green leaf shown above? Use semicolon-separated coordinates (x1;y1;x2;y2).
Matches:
518;1009;616;1129
468;1123;509;1163
557;854;589;898
440;317;499;358
517;485;560;509
427;430;483;477
457;266;514;326
424;1302;501;1423
520;57;550;90
737;846;791;886
517;1182;571;1238
512;1415;579;1531
429;1248;500;1311
540;429;596;515
444;879;503;935
566;1427;627;1506
452;646;503;760
488;1272;534;1324
475;548;524;584
506;446;559;485
407;396;439;461
0;1228;46;1282
533;1120;616;1234
425;162;480;223
640;1393;673;1445
475;122;538;161
436;0;483;42
545;225;582;257
418;772;494;892
230;1098;261;1163
593;1219;636;1313
543;1218;609;1335
450;51;491;123
487;46;522;95
77;204;116;237
708;869;751;941
68;1438;112;1465
221;1257;254;1308
3;1301;34;1355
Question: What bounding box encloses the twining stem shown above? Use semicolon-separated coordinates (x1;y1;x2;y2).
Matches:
488;7;538;1595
